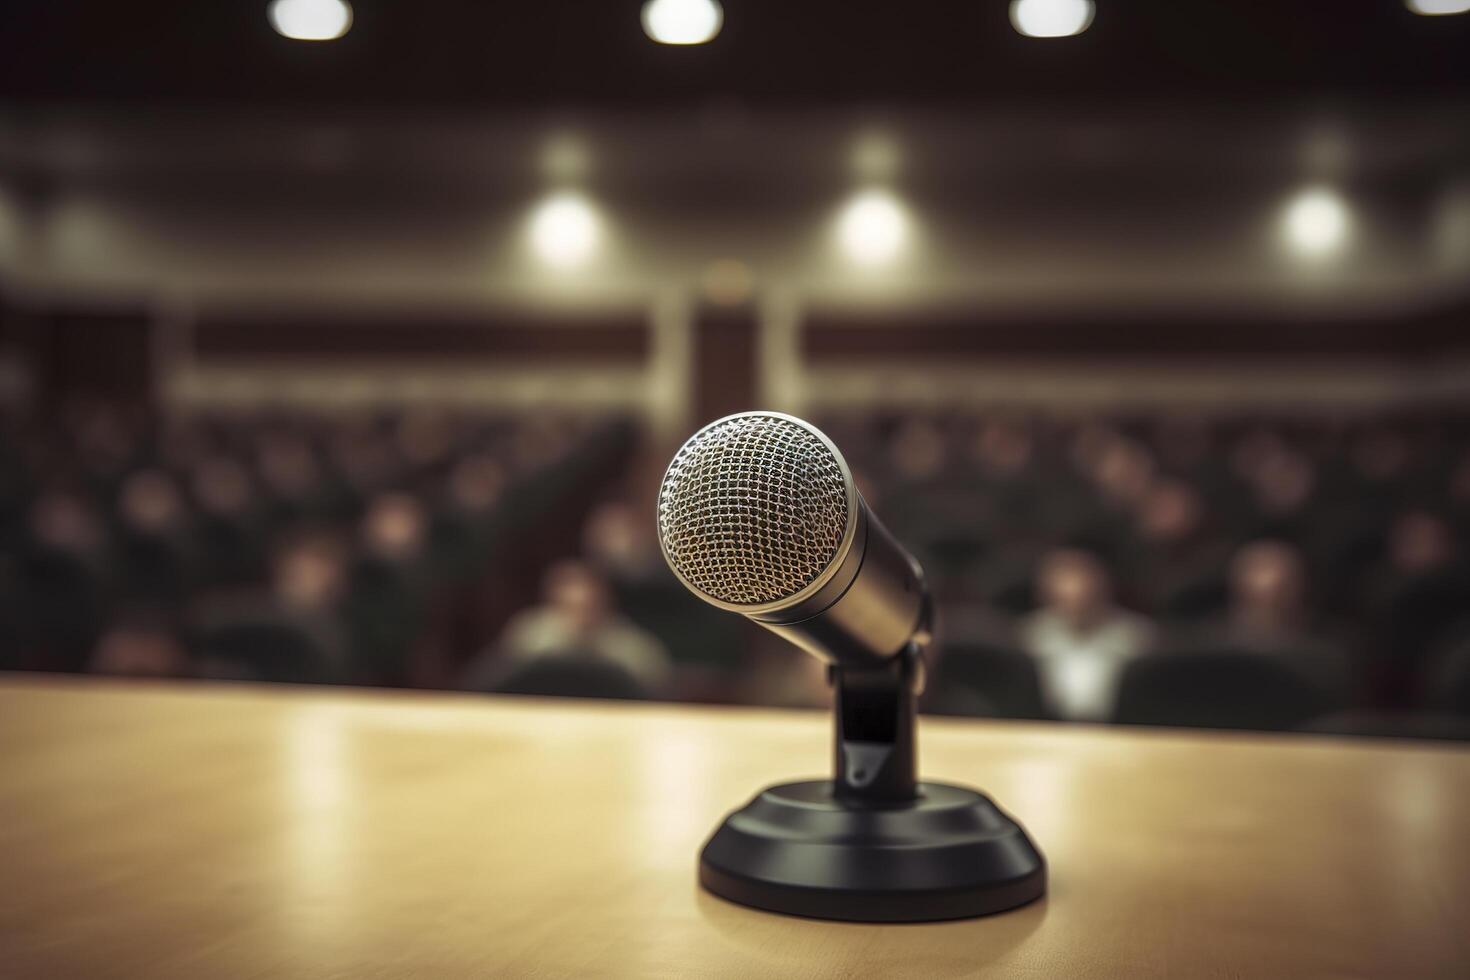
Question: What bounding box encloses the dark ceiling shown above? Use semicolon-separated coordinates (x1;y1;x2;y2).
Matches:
2;1;1470;109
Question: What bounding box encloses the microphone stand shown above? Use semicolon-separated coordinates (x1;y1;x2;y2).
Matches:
698;593;1048;922
828;575;933;803
830;633;925;804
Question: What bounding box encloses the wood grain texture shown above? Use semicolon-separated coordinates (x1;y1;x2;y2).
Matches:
1;676;1467;979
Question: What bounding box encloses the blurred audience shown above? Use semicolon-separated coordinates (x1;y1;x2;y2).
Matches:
345;491;432;683
1018;545;1156;722
5;402;1470;736
30;487;108;561
114;468;195;603
190;528;351;683
1189;539;1352;698
1368;508;1470;703
1126;477;1228;617
831;408;1470;732
428;451;507;580
10;488;111;670
1215;541;1316;650
190;455;268;587
461;559;671;696
583;499;663;584
888;418;948;488
89;614;189;678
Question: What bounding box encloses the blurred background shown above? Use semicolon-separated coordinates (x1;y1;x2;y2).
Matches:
3;1;1470;738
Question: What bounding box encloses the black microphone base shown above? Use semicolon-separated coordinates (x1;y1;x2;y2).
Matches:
699;780;1046;922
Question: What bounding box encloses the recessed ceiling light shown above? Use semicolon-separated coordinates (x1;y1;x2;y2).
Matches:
836;190;910;266
641;0;724;46
267;0;353;42
1406;0;1470;15
528;192;601;268
1009;0;1094;38
1283;187;1351;258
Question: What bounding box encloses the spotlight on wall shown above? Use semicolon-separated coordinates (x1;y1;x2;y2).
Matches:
1282;187;1351;258
268;0;353;41
642;0;724;45
836;190;910;267
1009;0;1094;38
1406;0;1470;15
528;192;601;268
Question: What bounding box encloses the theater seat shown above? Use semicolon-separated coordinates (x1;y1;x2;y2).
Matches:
190;613;340;684
1301;710;1470;742
492;654;650;702
927;642;1047;720
13;546;108;672
613;576;741;671
1424;637;1470;717
1113;650;1342;732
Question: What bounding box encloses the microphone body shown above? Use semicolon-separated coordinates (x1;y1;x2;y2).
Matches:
658;411;1048;923
656;411;930;671
751;499;927;670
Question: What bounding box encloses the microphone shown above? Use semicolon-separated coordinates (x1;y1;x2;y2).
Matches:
658;411;1046;923
657;411;931;671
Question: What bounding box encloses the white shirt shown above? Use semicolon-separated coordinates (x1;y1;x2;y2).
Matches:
1019;609;1155;722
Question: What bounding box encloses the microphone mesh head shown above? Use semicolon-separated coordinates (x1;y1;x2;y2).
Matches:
658;414;850;606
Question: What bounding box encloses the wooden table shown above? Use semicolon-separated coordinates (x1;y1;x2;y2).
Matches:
1;677;1467;979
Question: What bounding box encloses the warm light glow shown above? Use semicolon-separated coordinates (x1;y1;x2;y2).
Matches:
852;132;901;183
1283;187;1351;257
528;192;600;268
836;190;910;266
1406;0;1470;15
641;0;723;45
1010;0;1094;38
283;707;355;937
541;134;590;183
700;258;755;305
268;0;353;41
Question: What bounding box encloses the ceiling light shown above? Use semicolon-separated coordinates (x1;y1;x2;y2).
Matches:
641;0;724;45
268;0;353;42
1283;187;1351;258
1406;1;1470;15
528;192;600;268
836;190;910;266
1009;0;1094;38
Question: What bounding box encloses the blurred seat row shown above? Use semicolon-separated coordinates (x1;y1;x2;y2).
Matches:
0;401;636;688
6;401;1470;739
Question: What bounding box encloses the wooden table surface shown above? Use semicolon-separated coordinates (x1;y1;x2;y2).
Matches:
1;677;1467;979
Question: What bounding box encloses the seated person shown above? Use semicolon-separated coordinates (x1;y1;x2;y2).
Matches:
1125;477;1230;617
1018;545;1156;722
1184;539;1351;700
582;499;665;586
343;491;433;684
89;613;189;678
11;488;111;671
428;453;507;581
190;529;350;683
1243;447;1317;540
113;468;196;604
462;560;672;697
189;455;269;588
1366;510;1470;703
